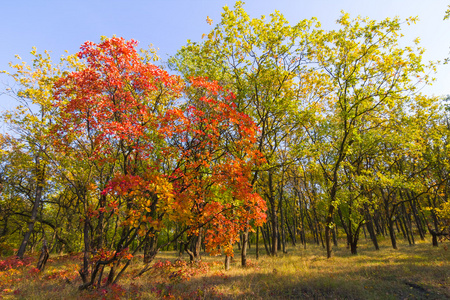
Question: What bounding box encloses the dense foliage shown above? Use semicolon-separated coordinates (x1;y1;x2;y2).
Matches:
1;1;449;292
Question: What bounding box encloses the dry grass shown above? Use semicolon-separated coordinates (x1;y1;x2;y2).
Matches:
1;237;449;299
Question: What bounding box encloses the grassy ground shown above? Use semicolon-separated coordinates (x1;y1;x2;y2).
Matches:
1;237;449;299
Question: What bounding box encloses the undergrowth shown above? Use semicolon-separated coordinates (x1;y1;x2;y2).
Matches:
0;238;449;299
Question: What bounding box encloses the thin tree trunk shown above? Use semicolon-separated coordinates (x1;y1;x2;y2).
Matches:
261;225;271;256
306;210;318;245
401;204;413;245
144;235;159;264
36;239;49;271
325;204;335;258
411;199;425;240
332;226;338;247
241;225;249;266
388;219;397;249
224;255;231;271
279;170;287;253
350;221;364;255
17;158;45;259
280;200;287;253
193;228;202;261
80;216;91;284
268;171;278;256
312;206;325;248
364;204;379;250
256;226;260;259
286;219;296;246
93;193;107;250
427;196;440;247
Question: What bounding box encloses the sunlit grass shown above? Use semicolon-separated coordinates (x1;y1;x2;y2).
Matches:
0;237;448;299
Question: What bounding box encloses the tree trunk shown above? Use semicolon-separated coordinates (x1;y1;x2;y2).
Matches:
411;199;425;240
268;171;278;256
332;226;338;247
36;239;49;271
286;219;296;247
388;219;397;249
298;195;306;249
93;193;107;250
256;226;260;259
349;221;363;255
428;196;440;247
261;225;271;256
280;198;287;253
17;158;45;259
144;235;158;264
373;212;383;236
399;199;415;246
313;207;325;248
241;225;249;266
350;239;357;254
325;203;335;258
364;204;379;250
279;171;287;253
431;231;438;247
306;210;318;245
193;228;202;261
80;216;91;284
224;255;231;271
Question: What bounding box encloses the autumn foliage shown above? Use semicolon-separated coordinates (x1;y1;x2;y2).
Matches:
49;37;265;288
2;3;449;297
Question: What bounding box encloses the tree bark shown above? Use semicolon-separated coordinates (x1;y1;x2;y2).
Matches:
364;204;379;250
256;226;260;259
224;255;231;271
261;224;271;256
268;170;278;256
80;216;91;284
144;235;158;264
36;239;49;271
17;157;45;259
193;228;202;261
388;219;397;250
325;204;335;258
241;225;249;266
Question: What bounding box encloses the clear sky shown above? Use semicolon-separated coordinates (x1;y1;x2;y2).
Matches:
1;0;449;113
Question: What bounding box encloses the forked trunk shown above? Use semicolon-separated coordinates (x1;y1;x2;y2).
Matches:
144;235;158;264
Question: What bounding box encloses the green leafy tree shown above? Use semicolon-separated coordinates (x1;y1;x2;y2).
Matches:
306;13;433;257
171;1;318;260
1;49;79;259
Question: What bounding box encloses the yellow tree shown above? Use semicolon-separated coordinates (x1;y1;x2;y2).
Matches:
1;50;79;259
307;13;434;257
170;1;320;260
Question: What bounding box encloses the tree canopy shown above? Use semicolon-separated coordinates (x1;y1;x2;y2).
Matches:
0;2;449;291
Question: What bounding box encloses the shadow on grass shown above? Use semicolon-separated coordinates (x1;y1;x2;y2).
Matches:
160;241;449;300
167;264;448;300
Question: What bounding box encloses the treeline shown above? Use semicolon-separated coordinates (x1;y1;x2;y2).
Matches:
0;1;449;289
168;2;450;256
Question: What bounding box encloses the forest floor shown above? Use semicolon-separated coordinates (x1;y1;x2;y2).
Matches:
0;237;449;299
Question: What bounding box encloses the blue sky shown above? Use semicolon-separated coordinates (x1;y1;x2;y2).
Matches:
1;0;449;114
